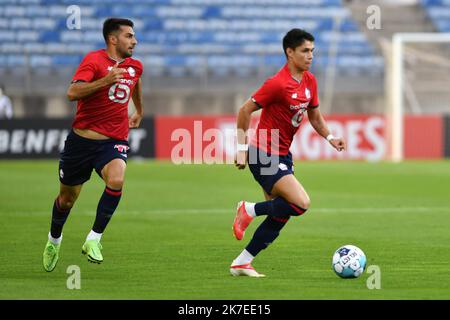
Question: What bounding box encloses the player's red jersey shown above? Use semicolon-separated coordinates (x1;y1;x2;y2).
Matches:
250;64;319;155
71;49;143;141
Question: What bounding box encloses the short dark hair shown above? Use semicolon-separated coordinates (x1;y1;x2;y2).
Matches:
103;18;134;43
282;29;315;57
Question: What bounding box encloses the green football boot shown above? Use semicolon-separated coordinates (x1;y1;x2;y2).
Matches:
81;240;103;264
43;240;61;272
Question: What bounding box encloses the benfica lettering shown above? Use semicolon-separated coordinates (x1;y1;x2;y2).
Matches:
0;129;68;154
0;128;148;157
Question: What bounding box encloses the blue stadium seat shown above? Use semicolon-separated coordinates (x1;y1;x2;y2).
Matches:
52;55;83;66
7;55;27;67
30;55;53;68
40;31;60;42
435;19;450;31
0;0;384;77
421;0;450;31
4;6;27;17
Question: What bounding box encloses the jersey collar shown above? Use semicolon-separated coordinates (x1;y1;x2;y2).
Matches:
283;63;302;84
101;49;126;64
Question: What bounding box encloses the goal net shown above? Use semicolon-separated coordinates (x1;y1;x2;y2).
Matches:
386;33;450;161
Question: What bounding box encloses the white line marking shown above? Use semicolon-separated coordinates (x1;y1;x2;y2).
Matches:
9;206;449;216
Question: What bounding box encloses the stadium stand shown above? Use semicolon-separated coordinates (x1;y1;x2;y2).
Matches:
421;0;450;32
0;0;383;78
6;0;449;117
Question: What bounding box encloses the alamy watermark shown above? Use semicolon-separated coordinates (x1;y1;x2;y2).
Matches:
66;5;81;30
66;265;81;290
366;265;381;289
170;122;281;175
366;5;381;30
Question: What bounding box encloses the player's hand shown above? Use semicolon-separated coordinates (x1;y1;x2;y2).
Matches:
235;150;247;170
129;112;143;128
329;138;346;152
103;62;127;85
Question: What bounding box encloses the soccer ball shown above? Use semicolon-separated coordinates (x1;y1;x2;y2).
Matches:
332;245;366;278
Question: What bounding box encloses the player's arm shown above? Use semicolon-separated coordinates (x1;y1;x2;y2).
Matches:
129;78;143;128
307;107;346;152
67;62;126;101
235;99;260;169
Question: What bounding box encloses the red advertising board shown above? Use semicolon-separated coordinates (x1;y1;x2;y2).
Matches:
155;114;443;162
404;115;443;159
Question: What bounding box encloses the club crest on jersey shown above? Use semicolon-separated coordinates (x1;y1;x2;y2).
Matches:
305;88;311;99
114;144;130;153
127;67;136;77
291;93;298;99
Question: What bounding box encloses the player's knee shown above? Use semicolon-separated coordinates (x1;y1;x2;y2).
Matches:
300;197;311;210
58;195;76;210
291;197;310;215
106;176;124;190
293;197;310;210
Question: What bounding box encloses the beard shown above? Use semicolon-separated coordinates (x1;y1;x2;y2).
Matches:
118;46;133;58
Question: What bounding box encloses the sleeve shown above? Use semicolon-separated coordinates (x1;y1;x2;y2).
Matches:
309;74;319;108
251;77;281;108
137;60;144;78
72;54;96;83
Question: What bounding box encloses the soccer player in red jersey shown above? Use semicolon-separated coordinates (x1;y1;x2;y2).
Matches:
230;29;346;277
43;18;144;271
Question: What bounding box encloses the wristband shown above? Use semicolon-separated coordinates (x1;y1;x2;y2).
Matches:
326;134;335;142
237;144;249;151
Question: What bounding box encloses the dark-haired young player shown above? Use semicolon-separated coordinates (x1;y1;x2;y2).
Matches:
231;29;346;277
43;18;144;271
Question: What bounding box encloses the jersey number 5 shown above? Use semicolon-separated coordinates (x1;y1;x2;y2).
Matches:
108;84;130;103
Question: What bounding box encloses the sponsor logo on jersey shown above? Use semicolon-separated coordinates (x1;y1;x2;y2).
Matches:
290;102;310;110
119;79;134;85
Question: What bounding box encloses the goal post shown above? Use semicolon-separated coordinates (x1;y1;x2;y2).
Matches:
388;32;450;162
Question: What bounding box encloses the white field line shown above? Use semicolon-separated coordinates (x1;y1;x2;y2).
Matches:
10;206;450;216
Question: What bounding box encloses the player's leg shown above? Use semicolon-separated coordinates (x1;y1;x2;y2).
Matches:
95;158;126;234
233;148;305;241
241;175;309;263
51;183;83;239
237;174;309;230
231;149;309;276
43;129;95;272
262;189;272;201
231;188;275;277
43;183;82;272
82;158;126;264
257;174;310;216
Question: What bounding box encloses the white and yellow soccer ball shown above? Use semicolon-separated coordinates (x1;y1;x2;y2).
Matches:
332;245;366;278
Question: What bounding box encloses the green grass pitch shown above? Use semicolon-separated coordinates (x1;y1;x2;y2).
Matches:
1;160;449;299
